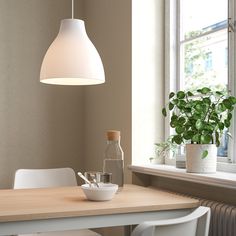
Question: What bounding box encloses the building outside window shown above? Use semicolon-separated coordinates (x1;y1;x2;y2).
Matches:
178;0;228;92
205;52;213;71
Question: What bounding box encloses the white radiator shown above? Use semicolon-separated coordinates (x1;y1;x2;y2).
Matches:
199;199;236;236
175;192;236;236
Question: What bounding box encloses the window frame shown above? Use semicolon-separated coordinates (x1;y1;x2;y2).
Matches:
165;0;236;164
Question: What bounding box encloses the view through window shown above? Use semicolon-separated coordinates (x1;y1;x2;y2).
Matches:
179;0;228;93
177;0;229;158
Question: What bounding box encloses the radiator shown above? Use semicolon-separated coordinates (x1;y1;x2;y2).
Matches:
199;198;236;236
175;192;236;236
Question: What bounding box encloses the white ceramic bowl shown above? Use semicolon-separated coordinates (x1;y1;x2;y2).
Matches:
81;183;118;201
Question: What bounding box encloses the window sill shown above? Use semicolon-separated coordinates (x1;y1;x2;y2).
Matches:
129;164;236;190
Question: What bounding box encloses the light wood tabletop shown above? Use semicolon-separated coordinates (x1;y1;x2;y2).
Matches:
0;184;199;222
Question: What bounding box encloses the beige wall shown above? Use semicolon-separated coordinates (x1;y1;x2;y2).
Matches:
0;0;84;188
78;2;132;234
0;0;131;189
0;0;132;191
82;0;132;183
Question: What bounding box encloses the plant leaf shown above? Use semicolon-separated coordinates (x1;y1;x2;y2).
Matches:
187;91;194;96
196;119;203;130
224;119;230;128
216;91;223;96
178;117;186;124
202;150;208;159
169;92;175;99
201;87;211;94
218;122;224;130
162;108;167;117
183;130;194;140
192;134;200;143
184;107;192;113
218;103;226;112
177;91;185;99
175;126;185;134
229;96;236;105
203;97;211;105
173;98;179;104
169;102;174;110
170;119;178;128
173;135;183;145
178;100;187;107
171;114;178;121
216;139;220;147
195;104;202;112
215;132;220;147
200;135;212;144
223;99;232;109
227;113;232;120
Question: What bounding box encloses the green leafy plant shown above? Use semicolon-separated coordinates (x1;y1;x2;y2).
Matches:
150;136;178;161
162;87;236;147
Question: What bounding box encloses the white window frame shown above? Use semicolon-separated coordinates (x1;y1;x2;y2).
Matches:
165;0;236;166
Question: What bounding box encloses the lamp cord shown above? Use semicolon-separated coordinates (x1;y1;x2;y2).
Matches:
72;0;74;19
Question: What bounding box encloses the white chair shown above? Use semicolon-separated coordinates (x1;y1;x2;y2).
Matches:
131;206;210;236
14;168;101;236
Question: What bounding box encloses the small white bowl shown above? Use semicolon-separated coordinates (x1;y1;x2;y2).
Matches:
81;183;118;201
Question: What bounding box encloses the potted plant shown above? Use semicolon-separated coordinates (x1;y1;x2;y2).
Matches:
150;137;178;165
162;87;236;173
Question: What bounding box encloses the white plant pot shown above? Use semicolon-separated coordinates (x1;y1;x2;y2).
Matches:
186;144;217;173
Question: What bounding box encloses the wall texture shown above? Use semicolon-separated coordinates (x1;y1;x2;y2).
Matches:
0;0;131;189
0;0;84;188
82;0;132;183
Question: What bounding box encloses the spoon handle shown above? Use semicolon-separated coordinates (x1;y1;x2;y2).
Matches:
77;172;92;185
92;178;100;188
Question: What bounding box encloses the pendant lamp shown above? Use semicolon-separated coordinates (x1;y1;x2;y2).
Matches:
40;0;105;85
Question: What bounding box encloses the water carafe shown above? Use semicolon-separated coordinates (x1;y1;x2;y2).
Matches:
103;130;124;187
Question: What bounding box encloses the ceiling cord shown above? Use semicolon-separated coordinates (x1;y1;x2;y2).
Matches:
72;0;74;19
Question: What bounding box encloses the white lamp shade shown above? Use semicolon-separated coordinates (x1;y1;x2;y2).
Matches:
40;19;105;85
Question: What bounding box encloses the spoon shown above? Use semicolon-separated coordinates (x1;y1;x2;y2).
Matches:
92;177;100;188
77;172;92;186
77;172;99;188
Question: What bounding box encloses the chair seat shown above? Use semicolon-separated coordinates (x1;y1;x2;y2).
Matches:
19;229;101;236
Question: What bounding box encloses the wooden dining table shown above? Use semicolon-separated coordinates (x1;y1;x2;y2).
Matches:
0;184;199;236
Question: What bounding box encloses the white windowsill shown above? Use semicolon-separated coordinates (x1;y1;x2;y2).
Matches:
129;164;236;190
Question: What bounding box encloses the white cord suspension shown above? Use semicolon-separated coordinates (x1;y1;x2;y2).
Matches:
72;0;74;19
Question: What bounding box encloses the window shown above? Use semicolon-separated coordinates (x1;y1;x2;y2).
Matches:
205;52;213;71
178;0;228;92
165;0;236;162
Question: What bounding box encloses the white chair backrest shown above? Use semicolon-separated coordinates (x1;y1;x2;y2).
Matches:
131;206;211;236
14;168;78;189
